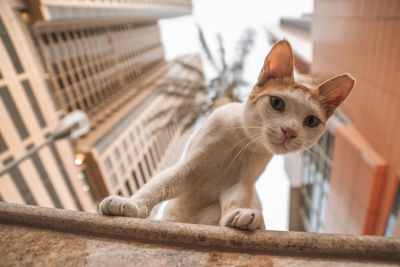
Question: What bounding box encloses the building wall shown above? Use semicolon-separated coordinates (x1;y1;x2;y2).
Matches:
0;0;95;211
312;0;400;235
27;0;199;204
33;21;165;115
28;0;192;21
95;94;189;197
83;56;201;199
0;0;196;213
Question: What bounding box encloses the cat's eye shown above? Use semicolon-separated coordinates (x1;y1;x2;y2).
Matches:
270;96;285;111
304;115;321;128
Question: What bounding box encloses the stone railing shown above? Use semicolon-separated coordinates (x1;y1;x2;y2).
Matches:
1;202;399;265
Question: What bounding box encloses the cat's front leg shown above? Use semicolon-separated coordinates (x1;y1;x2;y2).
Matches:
219;184;265;231
100;162;190;218
99;195;144;217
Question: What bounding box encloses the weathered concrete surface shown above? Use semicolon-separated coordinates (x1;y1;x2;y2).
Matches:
0;202;399;266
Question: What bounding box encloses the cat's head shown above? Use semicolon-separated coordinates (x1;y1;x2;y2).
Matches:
244;40;355;154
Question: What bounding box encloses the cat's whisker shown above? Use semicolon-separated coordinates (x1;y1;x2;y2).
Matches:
220;134;264;174
247;117;264;126
218;126;265;132
224;135;264;172
220;132;265;169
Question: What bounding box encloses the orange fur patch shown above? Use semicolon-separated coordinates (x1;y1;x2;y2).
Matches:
249;77;321;103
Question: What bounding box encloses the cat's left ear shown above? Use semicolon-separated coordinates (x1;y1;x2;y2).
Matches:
257;40;294;86
318;74;355;118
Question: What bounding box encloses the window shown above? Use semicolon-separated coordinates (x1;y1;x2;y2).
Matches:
79;171;96;202
138;162;146;184
21;80;47;128
126;154;132;165
0;86;29;140
125;181;133;196
103;157;113;172
385;181;400;237
109;173;117;187
300;130;334;232
139;139;144;149
119;163;126;176
149;147;157;169
28;145;63;209
122;139;128;151
113;147;121;160
0;132;8;154
153;142;160;162
48;142;83;210
131;171;140;190
0;18;24;73
144;155;152;176
3;157;36;205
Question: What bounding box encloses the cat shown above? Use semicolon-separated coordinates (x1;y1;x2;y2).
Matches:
99;40;355;231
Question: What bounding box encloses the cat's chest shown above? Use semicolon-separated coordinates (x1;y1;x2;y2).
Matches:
192;146;270;187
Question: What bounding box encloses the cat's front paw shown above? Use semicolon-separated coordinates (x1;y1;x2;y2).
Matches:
220;208;265;231
99;196;141;217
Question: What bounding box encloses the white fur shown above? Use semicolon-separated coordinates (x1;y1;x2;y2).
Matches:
99;88;326;231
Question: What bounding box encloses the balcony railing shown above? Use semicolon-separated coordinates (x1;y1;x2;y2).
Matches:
1;202;399;265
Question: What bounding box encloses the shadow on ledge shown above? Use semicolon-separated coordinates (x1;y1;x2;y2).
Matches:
0;202;399;266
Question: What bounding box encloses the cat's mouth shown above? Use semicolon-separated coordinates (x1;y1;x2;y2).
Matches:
265;132;291;152
270;138;286;144
266;132;286;145
265;128;304;153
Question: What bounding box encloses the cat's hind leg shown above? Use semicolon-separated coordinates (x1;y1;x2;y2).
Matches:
99;162;190;218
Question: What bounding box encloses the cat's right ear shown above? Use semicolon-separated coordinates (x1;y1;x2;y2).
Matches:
257;40;294;86
317;74;355;118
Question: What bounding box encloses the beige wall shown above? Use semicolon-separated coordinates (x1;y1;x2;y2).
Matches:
0;0;95;211
29;0;192;21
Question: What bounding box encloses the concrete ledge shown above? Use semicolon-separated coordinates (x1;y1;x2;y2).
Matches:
1;202;399;263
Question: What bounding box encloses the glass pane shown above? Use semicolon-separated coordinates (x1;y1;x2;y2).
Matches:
0;18;24;73
3;157;36;205
103;157;112;172
385;182;400;237
0;86;29;140
30;149;63;208
0;132;8;154
48;142;83;210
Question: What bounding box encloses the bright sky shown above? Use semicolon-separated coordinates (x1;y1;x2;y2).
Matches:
159;0;314;231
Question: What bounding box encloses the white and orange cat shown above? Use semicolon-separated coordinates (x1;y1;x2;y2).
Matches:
99;40;355;231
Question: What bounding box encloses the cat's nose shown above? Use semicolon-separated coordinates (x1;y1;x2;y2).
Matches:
281;127;297;139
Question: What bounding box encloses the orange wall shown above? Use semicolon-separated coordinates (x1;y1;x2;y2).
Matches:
325;126;386;235
313;0;400;235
